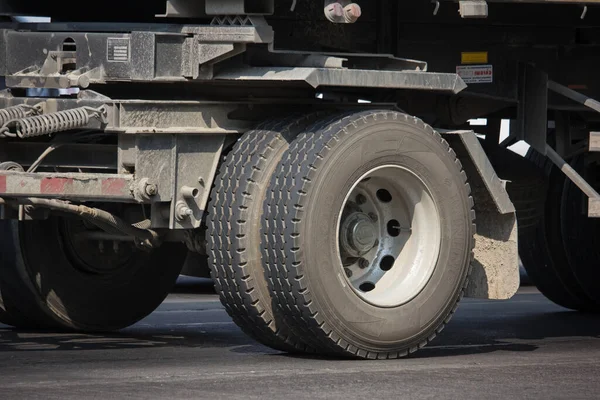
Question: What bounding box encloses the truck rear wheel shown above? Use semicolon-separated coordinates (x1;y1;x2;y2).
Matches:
560;156;600;308
263;111;475;359
519;151;597;311
0;216;187;331
207;115;323;353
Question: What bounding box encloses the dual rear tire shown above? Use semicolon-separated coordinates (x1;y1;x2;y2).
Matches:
207;110;475;358
0;109;476;358
0;216;187;331
519;150;600;312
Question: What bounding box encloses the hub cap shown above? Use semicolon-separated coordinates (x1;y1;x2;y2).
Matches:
337;165;442;307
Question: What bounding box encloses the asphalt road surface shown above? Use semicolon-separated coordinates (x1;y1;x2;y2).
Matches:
1;281;599;400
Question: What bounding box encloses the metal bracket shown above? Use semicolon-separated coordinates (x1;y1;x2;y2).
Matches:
215;67;466;93
545;81;600;218
545;144;600;218
459;1;488;18
0;171;136;202
442;129;518;300
589;131;600;152
441;130;515;214
135;134;224;230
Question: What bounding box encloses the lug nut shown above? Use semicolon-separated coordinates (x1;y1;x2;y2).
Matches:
369;212;378;222
344;268;353;278
358;258;369;269
356;194;367;205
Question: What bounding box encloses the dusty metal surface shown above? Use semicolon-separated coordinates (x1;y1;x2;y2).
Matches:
170;135;224;230
441;130;515;214
0;171;135;202
134;134;224;230
589;198;600;218
589;132;600;152
0;22;274;88
216;67;466;93
116;102;255;134
0;143;116;170
546;144;600;200
442;130;519;300
0;96;256;135
468;203;520;300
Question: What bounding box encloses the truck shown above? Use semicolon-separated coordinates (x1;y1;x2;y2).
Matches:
0;0;597;359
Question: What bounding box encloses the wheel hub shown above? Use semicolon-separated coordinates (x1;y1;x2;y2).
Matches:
336;165;442;308
60;216;137;276
341;213;378;257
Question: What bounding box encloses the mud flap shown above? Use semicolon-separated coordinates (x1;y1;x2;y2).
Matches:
468;197;520;300
442;130;520;300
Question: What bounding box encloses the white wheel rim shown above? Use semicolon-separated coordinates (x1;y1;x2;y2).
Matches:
336;165;442;308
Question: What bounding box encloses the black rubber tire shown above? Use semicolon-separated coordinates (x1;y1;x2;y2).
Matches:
0;217;187;331
519;151;596;311
486;148;546;240
0;288;33;328
207;115;325;353
0;163;35;328
560;156;600;307
262;110;475;359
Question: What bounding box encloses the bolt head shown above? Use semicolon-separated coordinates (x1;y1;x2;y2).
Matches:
145;184;158;197
355;194;367;205
344;3;362;23
175;202;194;221
358;258;370;269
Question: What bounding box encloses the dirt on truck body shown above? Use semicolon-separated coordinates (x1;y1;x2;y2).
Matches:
0;0;599;358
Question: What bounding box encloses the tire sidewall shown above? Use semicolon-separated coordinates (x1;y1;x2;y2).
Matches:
300;116;472;350
15;217;187;331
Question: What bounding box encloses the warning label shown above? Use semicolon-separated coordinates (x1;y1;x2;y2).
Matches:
456;65;493;84
107;38;130;63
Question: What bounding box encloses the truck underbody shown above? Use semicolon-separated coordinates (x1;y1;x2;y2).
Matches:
0;0;598;359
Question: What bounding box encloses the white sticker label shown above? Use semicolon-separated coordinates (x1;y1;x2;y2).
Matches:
456;65;493;84
107;38;130;63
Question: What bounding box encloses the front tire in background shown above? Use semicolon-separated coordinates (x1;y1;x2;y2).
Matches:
263;111;475;359
0;216;187;331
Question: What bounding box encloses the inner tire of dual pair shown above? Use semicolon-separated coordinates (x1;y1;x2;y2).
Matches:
207;115;325;353
264;111;475;359
0;217;187;331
